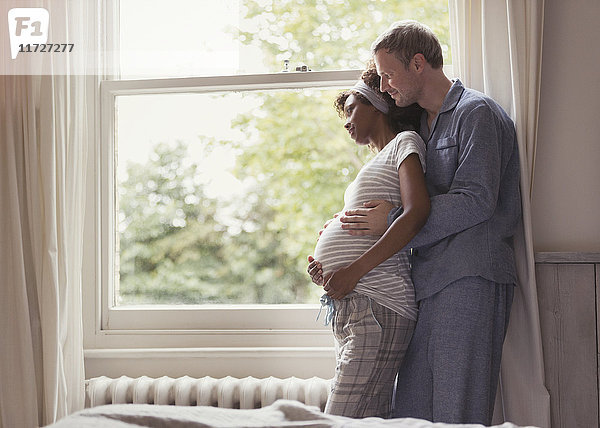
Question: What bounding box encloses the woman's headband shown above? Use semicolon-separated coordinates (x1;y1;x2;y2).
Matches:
351;80;389;114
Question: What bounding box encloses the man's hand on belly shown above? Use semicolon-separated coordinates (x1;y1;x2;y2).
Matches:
340;200;394;236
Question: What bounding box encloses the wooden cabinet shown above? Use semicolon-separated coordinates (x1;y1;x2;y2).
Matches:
535;253;600;428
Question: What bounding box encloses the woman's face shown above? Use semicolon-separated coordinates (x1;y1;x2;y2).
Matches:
343;93;380;146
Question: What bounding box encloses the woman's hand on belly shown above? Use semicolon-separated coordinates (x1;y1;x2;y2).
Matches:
323;265;360;300
307;255;324;286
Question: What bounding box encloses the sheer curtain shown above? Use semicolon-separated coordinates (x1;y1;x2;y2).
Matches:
0;1;94;426
448;1;550;427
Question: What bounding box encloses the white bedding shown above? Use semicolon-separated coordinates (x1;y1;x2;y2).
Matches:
45;399;538;428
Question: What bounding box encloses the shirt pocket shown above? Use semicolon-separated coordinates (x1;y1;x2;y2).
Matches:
426;137;458;192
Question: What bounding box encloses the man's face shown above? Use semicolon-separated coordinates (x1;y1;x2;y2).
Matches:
374;49;420;108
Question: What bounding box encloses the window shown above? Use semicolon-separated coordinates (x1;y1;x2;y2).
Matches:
99;71;363;334
85;0;450;376
113;86;361;307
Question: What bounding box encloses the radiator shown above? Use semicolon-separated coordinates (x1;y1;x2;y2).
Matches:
86;375;331;411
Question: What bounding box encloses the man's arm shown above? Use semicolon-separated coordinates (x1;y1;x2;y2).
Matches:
406;105;508;249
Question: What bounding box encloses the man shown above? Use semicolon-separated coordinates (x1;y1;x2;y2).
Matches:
308;20;521;425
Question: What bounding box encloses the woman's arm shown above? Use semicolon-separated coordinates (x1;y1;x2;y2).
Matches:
323;153;430;300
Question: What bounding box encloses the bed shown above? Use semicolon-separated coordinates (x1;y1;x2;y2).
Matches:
46;399;538;427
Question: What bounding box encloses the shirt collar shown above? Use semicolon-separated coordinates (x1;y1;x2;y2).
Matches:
439;78;465;114
420;79;466;142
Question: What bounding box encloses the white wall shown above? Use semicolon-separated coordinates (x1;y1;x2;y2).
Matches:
532;0;600;252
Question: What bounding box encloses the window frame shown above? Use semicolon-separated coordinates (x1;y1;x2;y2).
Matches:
89;69;362;347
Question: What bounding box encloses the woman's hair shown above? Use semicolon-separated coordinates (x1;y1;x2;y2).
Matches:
334;59;423;134
371;20;443;69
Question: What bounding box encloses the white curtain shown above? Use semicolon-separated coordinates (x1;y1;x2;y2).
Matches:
0;1;93;426
448;1;550;427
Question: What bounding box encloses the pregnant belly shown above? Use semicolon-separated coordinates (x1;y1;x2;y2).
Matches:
313;218;376;277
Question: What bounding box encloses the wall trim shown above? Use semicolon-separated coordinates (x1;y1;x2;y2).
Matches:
535;252;600;264
84;347;335;379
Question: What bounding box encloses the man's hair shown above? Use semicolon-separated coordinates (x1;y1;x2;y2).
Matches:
371;20;443;69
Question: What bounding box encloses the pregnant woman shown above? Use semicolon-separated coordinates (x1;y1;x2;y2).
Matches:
311;63;429;418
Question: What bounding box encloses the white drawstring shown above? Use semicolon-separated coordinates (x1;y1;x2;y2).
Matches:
316;294;336;326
